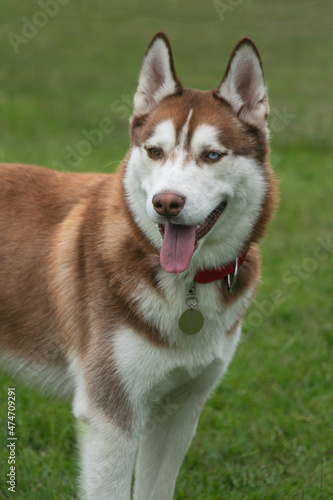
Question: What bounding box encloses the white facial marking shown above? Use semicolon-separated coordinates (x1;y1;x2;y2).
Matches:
147;120;176;153
178;109;193;149
191;124;228;156
125;106;268;272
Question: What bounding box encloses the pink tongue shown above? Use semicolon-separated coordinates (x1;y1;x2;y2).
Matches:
160;223;197;274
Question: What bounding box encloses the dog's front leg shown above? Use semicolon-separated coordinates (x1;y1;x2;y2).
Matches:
75;407;137;500
133;359;223;500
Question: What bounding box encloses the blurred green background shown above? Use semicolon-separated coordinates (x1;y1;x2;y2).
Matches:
0;1;332;498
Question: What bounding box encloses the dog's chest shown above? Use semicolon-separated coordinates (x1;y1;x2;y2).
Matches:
135;271;250;344
113;274;253;417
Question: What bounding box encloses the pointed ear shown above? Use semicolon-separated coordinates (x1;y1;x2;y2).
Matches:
215;38;269;130
132;32;183;118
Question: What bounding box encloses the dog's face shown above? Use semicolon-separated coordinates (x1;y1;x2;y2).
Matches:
124;33;276;275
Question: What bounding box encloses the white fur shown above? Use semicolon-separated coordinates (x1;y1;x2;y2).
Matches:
0;35;271;500
191;123;228;156
72;369;137;500
73;313;242;500
1;113;267;499
124;121;267;274
121;45;270;492
70;255;254;498
146;119;176;153
178;108;193;148
112;278;249;430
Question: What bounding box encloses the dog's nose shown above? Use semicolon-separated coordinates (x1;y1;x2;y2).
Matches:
152;191;186;217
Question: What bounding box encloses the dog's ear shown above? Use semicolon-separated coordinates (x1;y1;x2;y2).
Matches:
215;38;269;130
132;32;183;118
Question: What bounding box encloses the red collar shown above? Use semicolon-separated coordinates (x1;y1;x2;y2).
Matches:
194;252;247;284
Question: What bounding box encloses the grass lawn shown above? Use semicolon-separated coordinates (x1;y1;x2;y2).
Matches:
0;1;332;498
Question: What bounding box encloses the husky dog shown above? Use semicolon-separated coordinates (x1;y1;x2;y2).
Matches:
0;33;277;499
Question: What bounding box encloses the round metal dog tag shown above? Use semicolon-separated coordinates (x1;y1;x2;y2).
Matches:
179;309;204;335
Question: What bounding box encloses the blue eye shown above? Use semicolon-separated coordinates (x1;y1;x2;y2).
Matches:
206;151;221;160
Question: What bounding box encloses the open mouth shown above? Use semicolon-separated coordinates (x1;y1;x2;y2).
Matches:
158;201;227;274
159;201;227;242
195;201;227;241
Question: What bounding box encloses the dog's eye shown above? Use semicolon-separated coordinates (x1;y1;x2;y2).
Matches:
206;151;221;160
147;147;162;159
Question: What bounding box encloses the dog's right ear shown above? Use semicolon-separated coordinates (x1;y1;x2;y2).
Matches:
132;32;183;119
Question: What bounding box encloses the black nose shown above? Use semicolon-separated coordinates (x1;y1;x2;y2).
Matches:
152;191;186;217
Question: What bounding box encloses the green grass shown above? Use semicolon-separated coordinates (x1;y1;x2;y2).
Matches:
1;1;333;498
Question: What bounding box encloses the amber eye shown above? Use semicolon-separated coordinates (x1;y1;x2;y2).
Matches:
147;147;162;159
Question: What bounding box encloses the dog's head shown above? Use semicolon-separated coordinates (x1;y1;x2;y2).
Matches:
124;32;277;276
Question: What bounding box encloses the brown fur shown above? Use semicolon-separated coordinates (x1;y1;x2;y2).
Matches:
0;33;279;500
131;87;277;271
0;163;171;429
0;35;277;436
0;156;270;429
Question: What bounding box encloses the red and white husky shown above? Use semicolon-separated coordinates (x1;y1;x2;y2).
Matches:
0;33;277;499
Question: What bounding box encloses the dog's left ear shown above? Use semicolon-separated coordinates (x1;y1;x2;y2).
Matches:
132;32;183;118
215;38;269;130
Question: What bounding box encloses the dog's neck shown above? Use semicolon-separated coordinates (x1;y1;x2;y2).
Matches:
194;252;247;284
